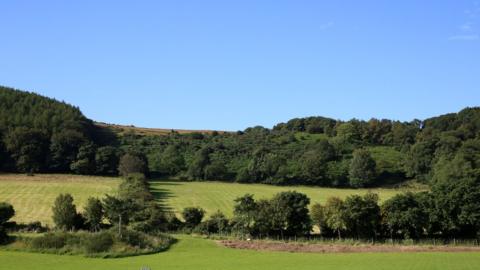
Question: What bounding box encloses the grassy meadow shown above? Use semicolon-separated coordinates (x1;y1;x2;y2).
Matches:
1;235;480;270
151;180;412;217
0;173;417;224
0;174;119;225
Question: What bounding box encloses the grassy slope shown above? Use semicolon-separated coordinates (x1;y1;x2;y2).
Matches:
0;174;417;224
151;180;414;217
0;174;119;225
1;235;480;270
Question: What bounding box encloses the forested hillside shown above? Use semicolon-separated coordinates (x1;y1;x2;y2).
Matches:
0;86;116;174
1;86;479;189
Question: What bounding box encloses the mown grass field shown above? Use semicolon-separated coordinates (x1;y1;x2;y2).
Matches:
0;174;119;225
0;174;416;224
1;235;480;270
150;180;412;217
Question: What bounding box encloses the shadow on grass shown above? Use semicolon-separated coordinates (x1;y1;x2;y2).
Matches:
148;181;182;212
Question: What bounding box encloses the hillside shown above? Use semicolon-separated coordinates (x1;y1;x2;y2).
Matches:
1;86;479;189
95;122;225;136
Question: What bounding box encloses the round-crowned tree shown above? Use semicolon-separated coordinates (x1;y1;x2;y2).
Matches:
349;148;377;188
52;193;78;231
182;207;205;228
118;153;148;177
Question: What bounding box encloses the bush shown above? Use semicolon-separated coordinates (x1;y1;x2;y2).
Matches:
182;207;205;228
118;229;149;248
10;221;48;233
84;232;113;253
30;233;68;249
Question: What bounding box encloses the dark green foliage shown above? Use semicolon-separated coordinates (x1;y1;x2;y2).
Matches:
25;230;175;257
232;192;311;237
150;144;185;176
1;86;480;193
70;143;96;174
102;195;133;226
0;86;114;174
84;232;113;253
349;149;377;187
0;202;15;224
182;207;205;228
232;194;257;233
270;191;312;236
118;173;153;203
187;147;211;179
323;197;346;239
197;211;230;234
0;202;15;244
311;203;330;235
84;197;103;231
382;192;428;239
4;127;49;173
342;193;381;239
95;146;119;175
118;153;149;177
30;232;69;249
50;129;87;172
52;194;78;231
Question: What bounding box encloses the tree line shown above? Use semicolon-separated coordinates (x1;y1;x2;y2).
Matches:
2;165;478;244
1;86;480;190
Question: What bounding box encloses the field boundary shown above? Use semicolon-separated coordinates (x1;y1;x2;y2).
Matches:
219;240;480;253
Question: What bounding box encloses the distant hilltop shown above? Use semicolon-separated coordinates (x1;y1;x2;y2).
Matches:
95;122;229;136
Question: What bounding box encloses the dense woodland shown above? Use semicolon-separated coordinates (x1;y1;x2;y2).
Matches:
1;86;479;189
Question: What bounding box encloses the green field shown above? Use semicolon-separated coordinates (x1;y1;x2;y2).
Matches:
151;180;411;217
0;174;415;224
0;174;119;225
1;235;480;270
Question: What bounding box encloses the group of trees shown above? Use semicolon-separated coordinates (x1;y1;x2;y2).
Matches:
5;167;480;242
0;87;118;175
112;107;480;189
1;86;480;190
313;176;480;240
51;173;168;234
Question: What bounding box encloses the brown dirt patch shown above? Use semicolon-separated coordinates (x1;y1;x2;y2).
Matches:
219;240;480;253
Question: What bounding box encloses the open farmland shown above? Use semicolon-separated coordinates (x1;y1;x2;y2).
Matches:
150;180;414;217
0;174;417;224
0;174;119;225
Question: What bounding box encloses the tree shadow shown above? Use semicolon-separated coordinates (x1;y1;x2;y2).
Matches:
148;181;182;212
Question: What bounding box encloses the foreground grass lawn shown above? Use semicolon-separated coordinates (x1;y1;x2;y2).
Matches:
1;235;480;270
151;180;413;216
0;174;119;225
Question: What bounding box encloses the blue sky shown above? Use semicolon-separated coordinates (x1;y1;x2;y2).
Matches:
1;1;479;131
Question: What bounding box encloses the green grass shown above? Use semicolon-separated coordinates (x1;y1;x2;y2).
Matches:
151;180;413;217
0;174;119;225
0;174;416;224
1;235;480;270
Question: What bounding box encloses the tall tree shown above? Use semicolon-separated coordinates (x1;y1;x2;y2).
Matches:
52;194;78;231
84;197;103;232
4;127;49;173
349;148;377;187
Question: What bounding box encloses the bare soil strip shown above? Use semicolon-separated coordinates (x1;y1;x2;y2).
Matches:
219;240;480;253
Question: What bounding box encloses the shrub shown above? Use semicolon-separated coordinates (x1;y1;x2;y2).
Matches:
30;233;68;249
182;207;205;228
84;232;114;253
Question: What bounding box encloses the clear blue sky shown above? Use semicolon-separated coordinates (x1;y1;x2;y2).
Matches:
1;1;479;131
